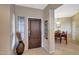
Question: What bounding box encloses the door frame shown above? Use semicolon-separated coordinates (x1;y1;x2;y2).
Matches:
27;17;44;50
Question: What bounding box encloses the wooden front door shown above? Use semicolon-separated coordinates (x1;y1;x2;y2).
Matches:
28;18;41;49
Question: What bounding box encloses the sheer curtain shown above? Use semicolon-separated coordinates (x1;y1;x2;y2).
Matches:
17;16;25;40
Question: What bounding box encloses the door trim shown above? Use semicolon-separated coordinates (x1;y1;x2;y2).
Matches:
27;17;43;49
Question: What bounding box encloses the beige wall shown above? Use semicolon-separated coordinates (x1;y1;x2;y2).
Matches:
43;4;61;53
43;5;49;52
72;12;79;44
0;5;11;54
55;17;72;40
15;5;43;50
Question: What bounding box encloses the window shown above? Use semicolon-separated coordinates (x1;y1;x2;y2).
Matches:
18;16;25;40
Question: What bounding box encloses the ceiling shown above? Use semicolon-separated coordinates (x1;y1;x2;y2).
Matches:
55;4;79;18
16;4;48;10
16;4;79;18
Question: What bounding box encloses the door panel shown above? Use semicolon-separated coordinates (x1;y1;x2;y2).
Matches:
28;18;41;49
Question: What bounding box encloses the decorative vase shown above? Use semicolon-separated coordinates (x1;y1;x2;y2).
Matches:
16;41;25;55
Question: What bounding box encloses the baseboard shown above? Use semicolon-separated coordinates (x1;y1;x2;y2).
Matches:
42;46;49;53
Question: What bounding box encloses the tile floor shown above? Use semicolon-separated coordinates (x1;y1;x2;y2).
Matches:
23;39;79;55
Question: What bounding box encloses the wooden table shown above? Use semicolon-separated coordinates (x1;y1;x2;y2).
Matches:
55;31;67;44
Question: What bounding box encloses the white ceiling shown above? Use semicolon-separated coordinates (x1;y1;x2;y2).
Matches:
16;4;79;18
55;4;79;18
16;4;48;10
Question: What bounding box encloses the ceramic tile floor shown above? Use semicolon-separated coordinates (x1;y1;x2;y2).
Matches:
23;39;79;55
